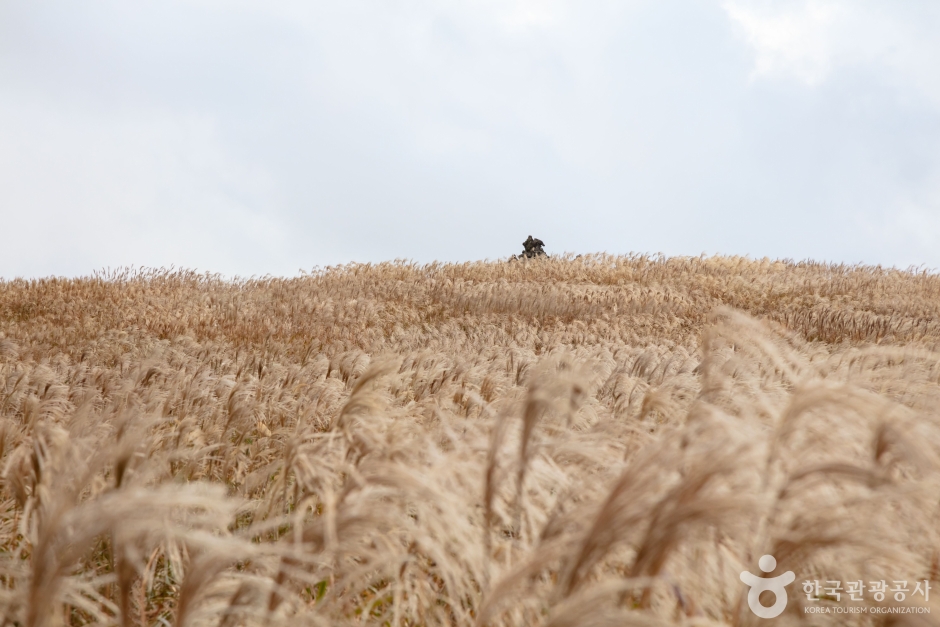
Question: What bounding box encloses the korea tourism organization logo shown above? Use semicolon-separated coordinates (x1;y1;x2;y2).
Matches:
740;555;795;618
739;555;932;619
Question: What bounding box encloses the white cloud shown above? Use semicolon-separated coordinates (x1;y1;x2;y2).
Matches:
723;0;940;104
2;0;940;275
722;0;841;84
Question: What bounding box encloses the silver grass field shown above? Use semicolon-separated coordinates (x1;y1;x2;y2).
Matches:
2;254;940;626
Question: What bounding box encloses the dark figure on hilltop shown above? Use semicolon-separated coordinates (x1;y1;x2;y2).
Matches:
519;235;547;259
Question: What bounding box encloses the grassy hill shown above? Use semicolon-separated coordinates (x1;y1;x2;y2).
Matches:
2;255;940;626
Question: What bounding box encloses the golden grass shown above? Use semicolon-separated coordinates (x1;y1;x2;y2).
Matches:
2;254;940;626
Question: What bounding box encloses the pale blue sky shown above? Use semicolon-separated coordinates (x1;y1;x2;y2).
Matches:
2;0;940;277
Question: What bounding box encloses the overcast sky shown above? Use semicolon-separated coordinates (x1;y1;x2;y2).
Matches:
2;1;940;278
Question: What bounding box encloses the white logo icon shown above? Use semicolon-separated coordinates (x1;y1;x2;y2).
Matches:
740;555;796;619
